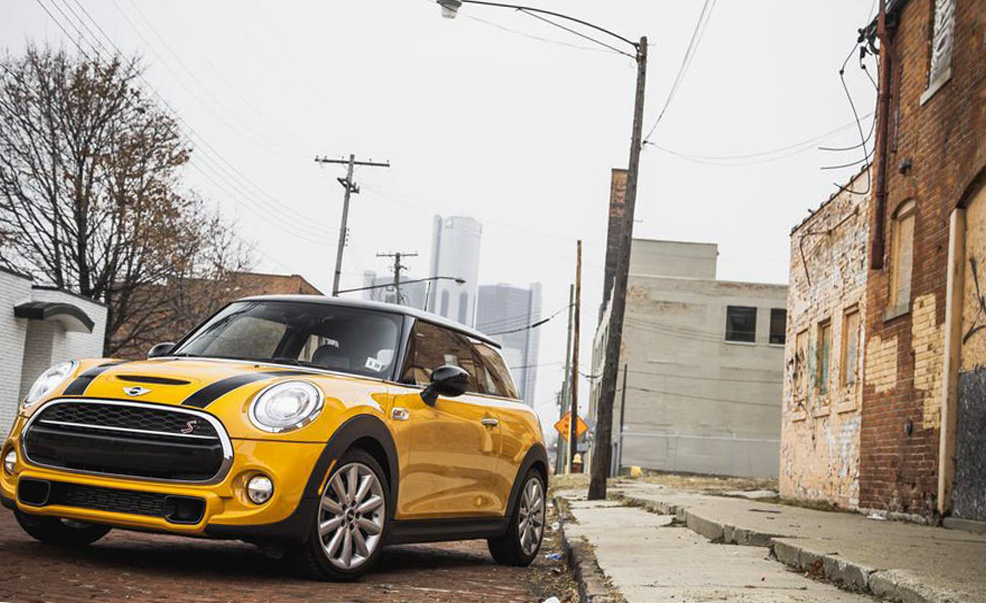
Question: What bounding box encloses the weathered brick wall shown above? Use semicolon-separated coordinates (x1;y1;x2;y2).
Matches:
860;0;986;516
781;171;869;508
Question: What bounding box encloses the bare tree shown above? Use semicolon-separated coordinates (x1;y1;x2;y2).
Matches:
0;44;251;354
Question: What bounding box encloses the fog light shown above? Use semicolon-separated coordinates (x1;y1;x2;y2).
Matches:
3;449;16;475
246;475;273;504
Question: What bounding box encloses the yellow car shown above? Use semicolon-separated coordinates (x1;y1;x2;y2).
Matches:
1;296;548;580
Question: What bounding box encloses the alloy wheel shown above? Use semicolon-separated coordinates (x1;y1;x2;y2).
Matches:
517;476;545;556
317;462;386;570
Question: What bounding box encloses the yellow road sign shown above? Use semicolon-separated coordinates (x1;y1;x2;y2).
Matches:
554;412;588;441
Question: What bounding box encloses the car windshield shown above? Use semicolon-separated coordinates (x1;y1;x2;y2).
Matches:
172;300;403;379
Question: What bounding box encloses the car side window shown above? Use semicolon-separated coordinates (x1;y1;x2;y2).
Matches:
401;321;481;393
473;342;519;399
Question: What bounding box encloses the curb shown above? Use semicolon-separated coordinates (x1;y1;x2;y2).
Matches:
553;496;618;603
618;493;962;603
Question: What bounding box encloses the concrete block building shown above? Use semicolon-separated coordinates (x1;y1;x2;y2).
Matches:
781;169;869;508
590;239;788;478
0;268;107;430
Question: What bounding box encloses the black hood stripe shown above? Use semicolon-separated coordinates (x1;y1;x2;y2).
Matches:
181;370;314;409
62;361;127;396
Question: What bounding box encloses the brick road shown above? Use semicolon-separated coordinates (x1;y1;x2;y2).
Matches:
0;511;573;603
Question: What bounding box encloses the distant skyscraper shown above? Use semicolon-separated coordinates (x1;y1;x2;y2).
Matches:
476;283;542;406
428;215;482;327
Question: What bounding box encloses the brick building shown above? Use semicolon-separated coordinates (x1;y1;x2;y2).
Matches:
781;169;869;508
860;0;986;524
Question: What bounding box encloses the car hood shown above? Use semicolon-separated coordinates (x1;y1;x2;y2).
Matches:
36;357;386;441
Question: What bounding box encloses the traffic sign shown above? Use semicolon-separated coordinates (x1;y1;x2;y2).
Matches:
554;412;588;441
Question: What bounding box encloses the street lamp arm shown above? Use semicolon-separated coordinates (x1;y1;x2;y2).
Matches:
335;276;465;295
447;0;639;51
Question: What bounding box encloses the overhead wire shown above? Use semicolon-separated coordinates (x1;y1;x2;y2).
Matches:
643;0;716;143
50;0;336;245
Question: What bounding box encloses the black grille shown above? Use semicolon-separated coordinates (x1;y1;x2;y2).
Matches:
39;403;217;438
19;479;205;524
24;401;227;482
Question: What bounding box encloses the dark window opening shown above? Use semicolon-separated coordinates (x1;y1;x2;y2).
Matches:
769;309;787;345
725;306;757;343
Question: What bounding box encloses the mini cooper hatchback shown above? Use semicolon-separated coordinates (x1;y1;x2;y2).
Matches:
1;296;548;580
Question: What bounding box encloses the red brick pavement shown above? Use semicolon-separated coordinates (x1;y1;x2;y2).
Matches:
0;512;563;603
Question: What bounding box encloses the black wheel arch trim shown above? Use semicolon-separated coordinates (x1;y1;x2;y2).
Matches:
205;413;399;544
504;443;549;519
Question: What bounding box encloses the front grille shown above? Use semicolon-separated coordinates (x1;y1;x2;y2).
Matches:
39;402;217;438
19;479;205;524
23;400;230;483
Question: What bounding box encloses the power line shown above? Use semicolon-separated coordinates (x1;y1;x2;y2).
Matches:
627;385;777;409
488;304;570;336
46;0;334;245
643;0;716;142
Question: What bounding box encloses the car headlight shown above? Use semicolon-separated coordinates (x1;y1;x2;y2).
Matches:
249;381;324;433
23;361;77;409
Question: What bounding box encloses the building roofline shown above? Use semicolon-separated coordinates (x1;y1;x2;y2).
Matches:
790;165;870;235
31;285;108;308
0;265;32;281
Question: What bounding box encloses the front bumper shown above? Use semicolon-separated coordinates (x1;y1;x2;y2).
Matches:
1;425;326;543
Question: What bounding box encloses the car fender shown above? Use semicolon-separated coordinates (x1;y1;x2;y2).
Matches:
504;443;549;519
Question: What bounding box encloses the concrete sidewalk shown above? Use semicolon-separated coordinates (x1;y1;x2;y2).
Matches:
560;495;872;603
604;481;985;603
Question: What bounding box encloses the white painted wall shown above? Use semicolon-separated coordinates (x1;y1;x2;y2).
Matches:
0;270;32;430
591;240;787;478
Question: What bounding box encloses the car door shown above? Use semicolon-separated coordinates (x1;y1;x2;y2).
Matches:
391;320;502;520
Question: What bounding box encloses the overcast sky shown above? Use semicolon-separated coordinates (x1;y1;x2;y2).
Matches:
4;0;878;439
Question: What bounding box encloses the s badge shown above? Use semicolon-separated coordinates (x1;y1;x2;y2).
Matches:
124;386;151;397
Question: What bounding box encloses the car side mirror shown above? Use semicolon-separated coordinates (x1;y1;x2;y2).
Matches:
421;364;469;406
148;342;176;358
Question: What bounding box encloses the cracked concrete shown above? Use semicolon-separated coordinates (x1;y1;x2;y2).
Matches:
560;495;873;603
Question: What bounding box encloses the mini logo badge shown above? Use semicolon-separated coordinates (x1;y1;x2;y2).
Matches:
181;419;198;434
123;386;151;397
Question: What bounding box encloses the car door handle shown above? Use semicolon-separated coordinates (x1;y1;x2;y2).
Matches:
481;417;499;427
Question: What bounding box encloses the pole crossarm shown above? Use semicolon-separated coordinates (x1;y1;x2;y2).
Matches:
314;156;391;168
450;0;639;53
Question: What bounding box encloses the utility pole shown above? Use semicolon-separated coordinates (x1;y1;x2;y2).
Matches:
313;154;390;296
589;37;647;500
557;283;575;475
377;251;418;305
569;240;582;473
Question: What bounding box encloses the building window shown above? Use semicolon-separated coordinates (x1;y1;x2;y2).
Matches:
890;200;916;311
769;309;787;345
841;307;860;386
816;320;832;397
440;290;450;317
725;306;757;343
929;0;956;88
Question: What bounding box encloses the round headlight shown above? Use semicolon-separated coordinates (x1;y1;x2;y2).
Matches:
249;381;323;433
3;449;16;475
23;361;77;409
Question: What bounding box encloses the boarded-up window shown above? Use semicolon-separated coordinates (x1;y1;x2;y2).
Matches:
725;306;757;343
891;201;916;310
841;308;860;386
929;0;956;87
769;309;787;345
816;320;832;398
794;329;809;403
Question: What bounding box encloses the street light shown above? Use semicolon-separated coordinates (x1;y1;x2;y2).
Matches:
438;0;462;18
335;276;465;296
433;0;646;501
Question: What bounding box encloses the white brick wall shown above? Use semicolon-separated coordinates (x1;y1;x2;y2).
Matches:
0;277;108;432
0;271;32;430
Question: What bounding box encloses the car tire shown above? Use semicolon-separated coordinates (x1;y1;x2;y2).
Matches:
488;468;546;566
14;510;111;546
291;448;390;581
